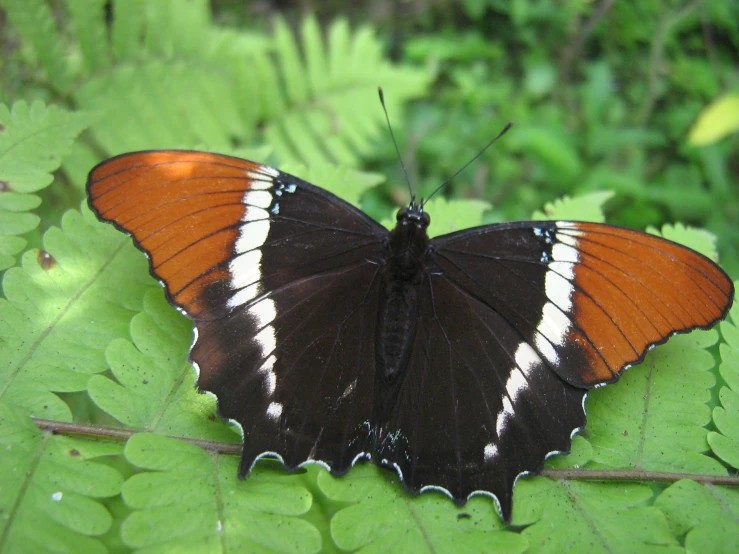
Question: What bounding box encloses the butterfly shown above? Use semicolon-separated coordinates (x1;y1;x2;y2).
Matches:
87;149;733;522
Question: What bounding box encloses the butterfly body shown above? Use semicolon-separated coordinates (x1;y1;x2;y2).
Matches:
378;205;430;378
87;150;733;522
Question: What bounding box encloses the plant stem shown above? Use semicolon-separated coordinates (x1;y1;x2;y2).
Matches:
33;417;739;486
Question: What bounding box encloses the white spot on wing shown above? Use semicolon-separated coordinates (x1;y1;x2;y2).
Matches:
514;342;539;375
258;355;277;395
257;165;279;178
495;342;541;441
264;370;276;395
538;302;571;347
250;298;277;329
496;397;514;436
234;220;270;254
227;282;261;309
245;170;273;184
229;250;262;291
340;378;358;401
549;261;575;280
266;402;283;420
243;206;269;222
484;443;498;462
504;366;527;403
254;326;277;358
244;190;272;209
551;242;579;262
535;333;559;365
545;270;574;312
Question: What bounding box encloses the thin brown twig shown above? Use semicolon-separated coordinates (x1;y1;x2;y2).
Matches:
32;418;242;455
32;417;739;486
541;468;739;486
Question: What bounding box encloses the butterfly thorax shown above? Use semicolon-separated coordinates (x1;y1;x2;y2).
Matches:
376;206;431;379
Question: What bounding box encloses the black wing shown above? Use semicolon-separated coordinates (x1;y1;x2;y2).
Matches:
88;151;388;475
373;220;733;520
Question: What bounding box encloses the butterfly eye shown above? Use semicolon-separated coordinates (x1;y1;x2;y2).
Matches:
421;212;430;226
396;207;409;221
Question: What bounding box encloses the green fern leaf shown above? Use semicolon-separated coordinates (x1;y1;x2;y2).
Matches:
544;435;593;470
531;191;615;222
302;17;329;96
274;17;310;105
647;222;721;261
144;0;213;58
707;282;739;469
0;100;89;269
655;480;739;553
0;194;40;270
0;101;90;194
67;0;111;74
317;465;528;553
0;0;71;91
110;0;147;61
261;15;431;166
327;19;352;86
0;204;152;419
88;288;239;442
514;478;680;552
76;60;245;153
0;402;123;554
586;328;725;474
121;433;321;553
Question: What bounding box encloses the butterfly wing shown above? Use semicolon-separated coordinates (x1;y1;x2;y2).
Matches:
88;150;388;474
375;220;733;520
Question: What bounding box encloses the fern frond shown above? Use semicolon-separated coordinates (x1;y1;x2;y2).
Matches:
708;283;739;469
532;191;615;222
655;480;739;552
318;464;527;553
121;433;321;553
0;0;71;91
75;60;244;153
0;100;89;269
88;288;239;442
111;0;147;61
274;18;310;105
260;16;431;166
302;17;328;97
514;478;678;550
143;0;213;59
587;328;725;474
67;0;111;74
0;204;152;419
0;402;123;553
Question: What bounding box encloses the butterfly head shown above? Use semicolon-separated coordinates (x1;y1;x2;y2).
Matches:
396;202;430;232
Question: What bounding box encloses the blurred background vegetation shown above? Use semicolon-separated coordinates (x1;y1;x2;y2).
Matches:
1;0;738;275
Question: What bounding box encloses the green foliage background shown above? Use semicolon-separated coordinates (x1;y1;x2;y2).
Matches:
0;0;737;552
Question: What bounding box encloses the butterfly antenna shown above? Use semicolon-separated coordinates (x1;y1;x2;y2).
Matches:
422;122;513;207
378;87;415;204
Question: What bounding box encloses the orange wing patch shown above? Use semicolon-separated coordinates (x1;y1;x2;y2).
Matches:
557;222;733;385
88;151;272;316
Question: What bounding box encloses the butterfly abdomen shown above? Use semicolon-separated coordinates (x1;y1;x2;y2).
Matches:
376;207;432;379
377;278;422;379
